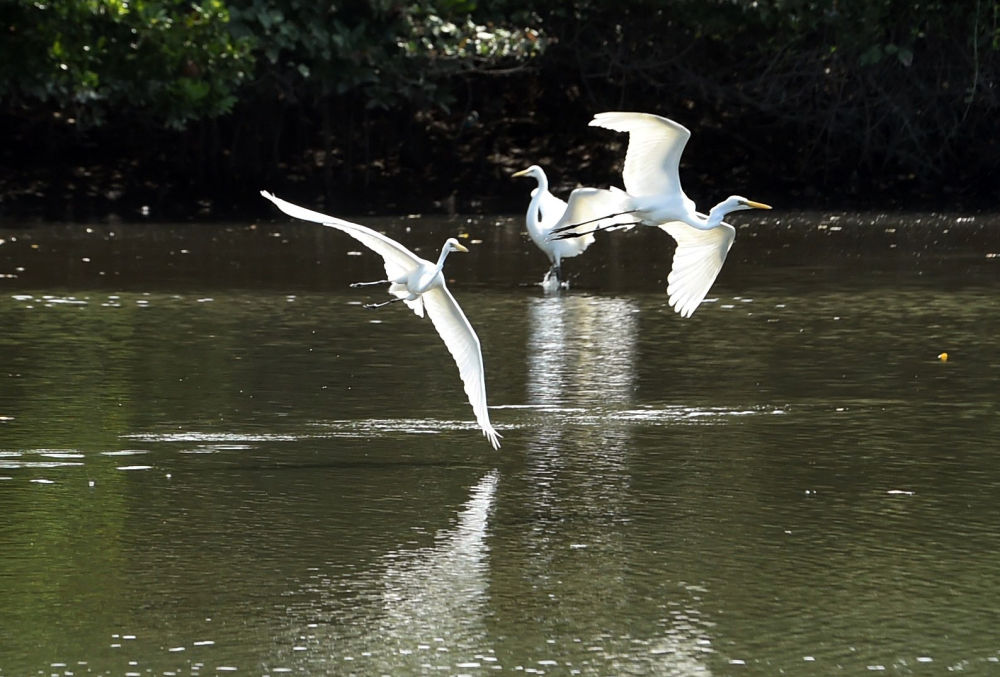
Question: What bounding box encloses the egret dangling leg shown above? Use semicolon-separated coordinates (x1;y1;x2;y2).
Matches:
550;209;638;234
551;219;643;240
363;297;404;310
350;280;390;288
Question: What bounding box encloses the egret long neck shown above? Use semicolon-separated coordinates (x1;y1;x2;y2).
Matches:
526;177;547;233
534;171;549;197
435;244;453;269
705;202;732;228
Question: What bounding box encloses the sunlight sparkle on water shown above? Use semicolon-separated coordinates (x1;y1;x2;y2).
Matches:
3;213;999;675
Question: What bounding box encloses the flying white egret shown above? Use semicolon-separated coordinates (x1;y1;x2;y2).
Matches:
511;164;595;291
551;112;772;317
260;190;502;450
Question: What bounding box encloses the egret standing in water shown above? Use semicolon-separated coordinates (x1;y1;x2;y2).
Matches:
260;191;502;449
511;164;595;291
551;112;772;317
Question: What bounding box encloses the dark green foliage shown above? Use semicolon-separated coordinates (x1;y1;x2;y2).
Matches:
1;0;997;216
0;0;254;128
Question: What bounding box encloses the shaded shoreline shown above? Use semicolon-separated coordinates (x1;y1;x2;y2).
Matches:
2;116;991;225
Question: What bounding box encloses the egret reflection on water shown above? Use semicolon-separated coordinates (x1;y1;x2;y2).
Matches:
379;470;498;631
525;295;639;410
522;294;639;524
516;295;715;676
551;112;772;317
260;191;501;449
281;470;500;671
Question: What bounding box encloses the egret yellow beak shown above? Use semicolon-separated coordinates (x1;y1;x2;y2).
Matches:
511;168;531;178
742;199;772;210
453;242;469;253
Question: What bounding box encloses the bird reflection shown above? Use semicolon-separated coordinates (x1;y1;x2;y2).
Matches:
378;469;498;632
279;470;500;672
521;293;639;566
526;295;638;409
515;295;713;675
521;294;640;541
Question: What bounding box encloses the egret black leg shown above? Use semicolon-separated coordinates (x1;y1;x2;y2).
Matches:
550;209;638;234
363;297;404;309
550;220;641;240
350;280;390;288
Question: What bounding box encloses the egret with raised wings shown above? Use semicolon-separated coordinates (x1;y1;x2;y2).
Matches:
511;164;595;291
551;112;772;317
260;191;501;449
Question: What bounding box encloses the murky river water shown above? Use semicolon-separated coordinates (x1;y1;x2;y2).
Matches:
0;211;998;675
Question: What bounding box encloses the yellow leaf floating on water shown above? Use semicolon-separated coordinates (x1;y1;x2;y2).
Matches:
937;352;949;362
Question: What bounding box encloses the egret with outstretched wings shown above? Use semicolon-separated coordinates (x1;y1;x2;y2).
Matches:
551;112;772;317
261;191;501;449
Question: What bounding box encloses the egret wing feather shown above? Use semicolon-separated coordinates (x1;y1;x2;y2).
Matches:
659;220;736;318
538;189;598;258
422;286;502;449
590;112;691;198
262;190;499;448
260;191;420;292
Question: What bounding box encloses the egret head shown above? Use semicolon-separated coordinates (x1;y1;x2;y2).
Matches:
512;165;544;181
728;196;772;212
705;195;772;226
444;237;469;254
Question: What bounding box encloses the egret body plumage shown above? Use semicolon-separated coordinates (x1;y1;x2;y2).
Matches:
260;191;501;449
552;112;772;317
511;164;595;290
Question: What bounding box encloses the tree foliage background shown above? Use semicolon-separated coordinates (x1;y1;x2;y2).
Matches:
1;0;997;218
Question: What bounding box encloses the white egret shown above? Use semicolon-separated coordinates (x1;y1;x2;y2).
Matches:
551;112;772;317
260;191;502;450
511;164;595;291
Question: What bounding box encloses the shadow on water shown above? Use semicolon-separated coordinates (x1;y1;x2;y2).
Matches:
0;209;999;674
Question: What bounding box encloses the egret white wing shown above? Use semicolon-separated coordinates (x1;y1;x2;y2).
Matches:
260;190;421;286
551;227;595;259
422;286;501;450
659;220;736;318
590;112;691;198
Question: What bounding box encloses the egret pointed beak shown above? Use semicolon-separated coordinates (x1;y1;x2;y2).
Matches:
742;199;772;210
511;168;532;178
453;243;469;253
